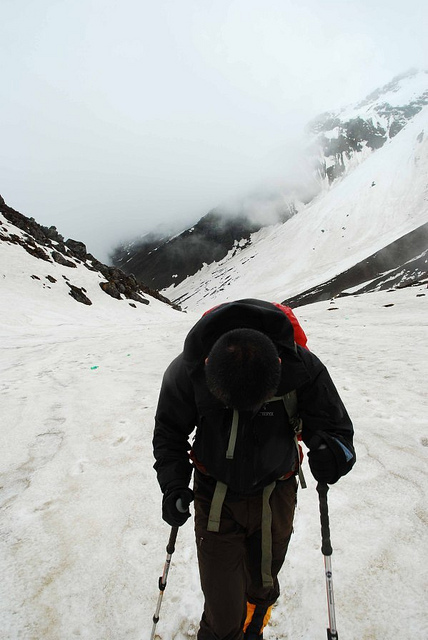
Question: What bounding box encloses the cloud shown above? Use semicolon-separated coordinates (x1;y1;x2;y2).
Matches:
1;0;427;261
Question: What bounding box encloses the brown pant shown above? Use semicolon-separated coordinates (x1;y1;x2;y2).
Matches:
194;473;297;640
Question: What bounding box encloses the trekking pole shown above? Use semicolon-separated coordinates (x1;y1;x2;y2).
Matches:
149;525;179;640
316;482;339;640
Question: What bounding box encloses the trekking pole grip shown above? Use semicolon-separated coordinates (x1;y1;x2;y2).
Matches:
317;482;333;556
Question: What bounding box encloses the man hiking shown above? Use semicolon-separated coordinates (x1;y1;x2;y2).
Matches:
153;299;355;639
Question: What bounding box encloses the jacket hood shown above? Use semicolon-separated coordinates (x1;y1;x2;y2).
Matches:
182;299;310;391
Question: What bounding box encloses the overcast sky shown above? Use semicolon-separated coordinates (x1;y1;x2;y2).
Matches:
1;0;427;261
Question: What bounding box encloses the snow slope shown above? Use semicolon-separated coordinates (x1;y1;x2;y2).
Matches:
164;105;428;311
1;225;427;638
111;70;428;296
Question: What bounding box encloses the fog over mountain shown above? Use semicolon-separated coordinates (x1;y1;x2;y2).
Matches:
2;0;428;261
112;70;428;307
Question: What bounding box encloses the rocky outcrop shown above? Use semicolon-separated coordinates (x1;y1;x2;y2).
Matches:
0;196;181;309
308;69;428;183
67;283;93;305
312;115;390;182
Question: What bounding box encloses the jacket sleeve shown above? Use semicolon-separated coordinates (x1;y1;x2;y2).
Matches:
153;354;197;494
298;353;356;480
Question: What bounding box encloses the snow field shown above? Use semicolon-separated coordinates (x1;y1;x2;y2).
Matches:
1;284;427;639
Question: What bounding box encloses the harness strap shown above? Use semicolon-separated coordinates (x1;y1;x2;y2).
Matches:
206;388;306;584
207;480;228;532
208;409;239;532
226;409;239;459
283;392;307;489
268;392;306;489
261;481;277;588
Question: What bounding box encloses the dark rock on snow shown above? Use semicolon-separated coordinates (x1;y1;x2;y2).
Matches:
0;196;180;310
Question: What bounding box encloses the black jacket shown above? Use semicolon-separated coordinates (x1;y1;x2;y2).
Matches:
153;299;355;494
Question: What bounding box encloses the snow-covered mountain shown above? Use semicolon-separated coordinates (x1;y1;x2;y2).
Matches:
162;72;428;311
309;68;428;183
111;210;265;292
112;69;428;303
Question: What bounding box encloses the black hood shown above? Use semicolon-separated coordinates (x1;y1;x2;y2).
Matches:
182;299;310;391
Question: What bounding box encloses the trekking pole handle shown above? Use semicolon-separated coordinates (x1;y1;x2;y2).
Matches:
176;497;188;513
317;482;333;556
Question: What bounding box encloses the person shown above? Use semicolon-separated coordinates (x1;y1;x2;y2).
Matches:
153;299;355;640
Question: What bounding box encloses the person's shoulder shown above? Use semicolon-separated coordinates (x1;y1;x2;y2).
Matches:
164;352;186;378
296;345;326;377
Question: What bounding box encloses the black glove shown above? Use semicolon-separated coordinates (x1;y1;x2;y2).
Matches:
162;487;194;527
308;431;355;484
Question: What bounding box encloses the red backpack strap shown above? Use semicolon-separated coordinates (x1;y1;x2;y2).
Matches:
273;303;308;349
202;304;221;317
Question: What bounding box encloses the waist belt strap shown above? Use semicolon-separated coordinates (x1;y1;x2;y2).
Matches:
207;479;278;588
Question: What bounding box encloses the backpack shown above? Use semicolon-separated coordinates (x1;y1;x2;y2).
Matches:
200;302;308;587
203;301;309;350
272;302;309;350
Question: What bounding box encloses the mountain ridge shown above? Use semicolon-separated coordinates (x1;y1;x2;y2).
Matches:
164;97;428;310
0;195;181;315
